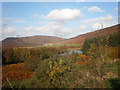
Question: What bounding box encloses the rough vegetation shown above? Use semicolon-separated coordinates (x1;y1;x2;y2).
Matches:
2;32;120;88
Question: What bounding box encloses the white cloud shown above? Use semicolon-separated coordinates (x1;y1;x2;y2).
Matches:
76;0;85;2
2;25;15;34
2;14;117;40
2;24;17;40
83;15;115;24
88;6;105;12
2;11;118;41
2;21;72;40
2;14;118;41
76;25;87;31
73;25;88;35
45;9;82;21
35;21;72;38
2;21;90;40
83;15;117;30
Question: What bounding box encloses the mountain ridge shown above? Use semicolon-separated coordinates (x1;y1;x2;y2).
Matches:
2;36;65;47
2;24;119;47
62;24;119;47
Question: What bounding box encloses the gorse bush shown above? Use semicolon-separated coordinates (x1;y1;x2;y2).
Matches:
34;55;77;88
81;32;120;55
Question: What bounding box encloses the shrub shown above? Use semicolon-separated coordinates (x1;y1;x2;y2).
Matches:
24;56;42;71
81;32;120;55
105;78;120;89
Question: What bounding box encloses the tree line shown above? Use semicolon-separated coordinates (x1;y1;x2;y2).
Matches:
2;46;67;65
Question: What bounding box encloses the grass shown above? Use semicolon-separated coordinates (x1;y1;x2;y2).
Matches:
32;43;81;49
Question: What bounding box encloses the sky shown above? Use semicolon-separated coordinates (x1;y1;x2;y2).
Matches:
2;0;120;2
1;2;118;41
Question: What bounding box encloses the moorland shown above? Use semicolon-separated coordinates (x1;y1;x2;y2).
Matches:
1;24;120;88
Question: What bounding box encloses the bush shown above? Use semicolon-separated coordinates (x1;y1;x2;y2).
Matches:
24;56;42;71
81;32;120;55
105;78;120;89
2;79;20;88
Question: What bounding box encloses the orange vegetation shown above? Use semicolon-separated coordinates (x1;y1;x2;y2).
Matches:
76;55;89;65
78;55;89;60
75;60;89;65
2;63;35;83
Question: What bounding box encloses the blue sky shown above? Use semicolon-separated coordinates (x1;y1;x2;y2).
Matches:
2;2;118;40
2;0;120;2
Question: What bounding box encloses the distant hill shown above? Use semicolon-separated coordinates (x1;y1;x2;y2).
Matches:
2;36;65;47
63;24;119;47
2;24;119;47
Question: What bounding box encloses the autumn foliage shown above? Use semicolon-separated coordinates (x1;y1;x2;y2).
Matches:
2;32;120;88
2;63;35;83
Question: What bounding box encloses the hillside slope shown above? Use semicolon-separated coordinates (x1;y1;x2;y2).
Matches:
2;36;65;47
2;24;119;47
64;24;119;46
